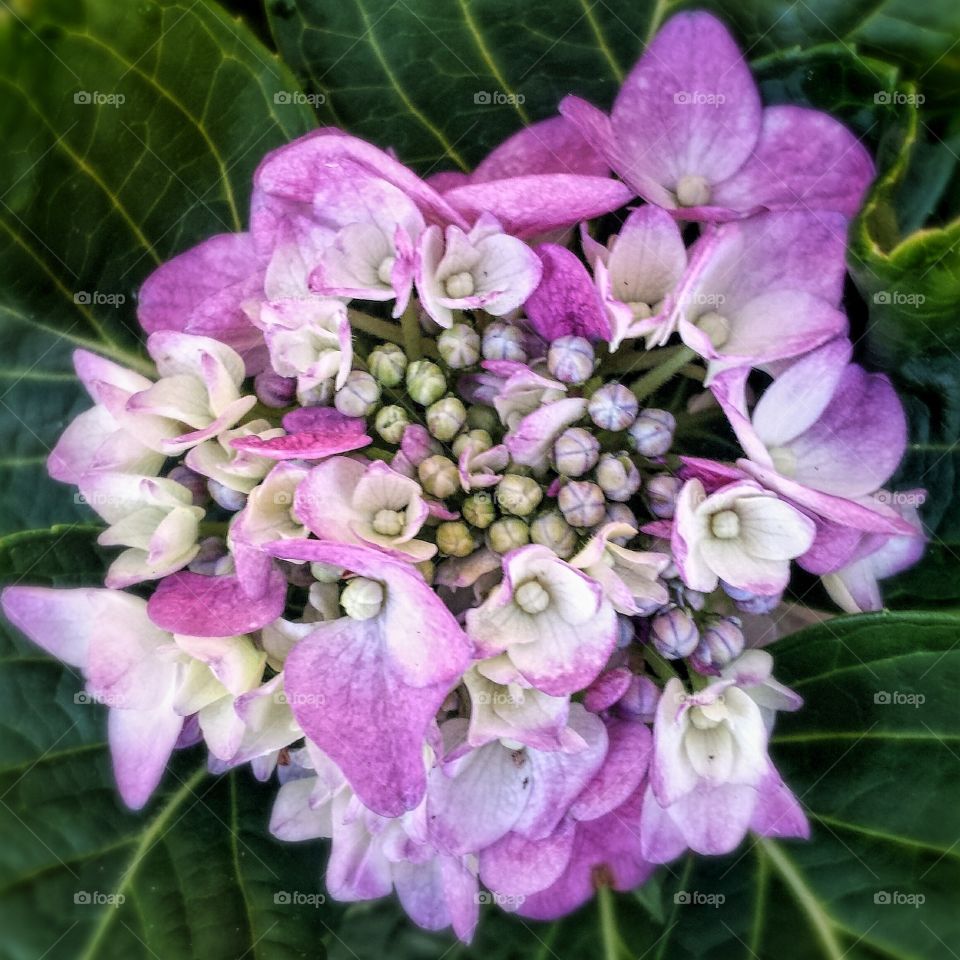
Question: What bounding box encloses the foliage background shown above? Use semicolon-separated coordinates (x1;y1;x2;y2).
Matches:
1;0;959;957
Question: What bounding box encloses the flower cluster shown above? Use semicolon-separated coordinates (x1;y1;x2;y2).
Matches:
2;12;924;941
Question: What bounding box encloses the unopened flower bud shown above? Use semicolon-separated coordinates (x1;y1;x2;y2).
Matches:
418;455;459;499
340;576;385;621
463;492;496;529
595;452;641;501
496;474;543;517
588;382;638;431
645;474;682;518
720;581;783;614
530;510;577;559
208;478;246;512
297;379;335;406
417;558;435;584
368;343;408;387
436;520;477;557
617;614;636;648
558;480;606;528
335;371;381;417
311;561;344;582
426;396;467;441
487;516;530;553
604;504;637;540
691;617;745;673
401;424;442;466
629;408;676;457
189;537;231;576
452;429;492;458
553;427;600;477
407;359;447;406
438;323;481;369
547;335;595;384
482;322;527;362
466;404;501;434
255;370;297;408
168;465;209;506
374;405;409;444
651;606;699;660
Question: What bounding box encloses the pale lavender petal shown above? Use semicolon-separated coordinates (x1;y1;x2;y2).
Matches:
750;766;810;839
570;719;651;821
479;817;576;898
108;696;183;809
506;397;588;468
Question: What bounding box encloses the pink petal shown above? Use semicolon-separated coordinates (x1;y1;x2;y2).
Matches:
232;408;371;461
524;244;611;341
479;817;577;898
570;719;652;821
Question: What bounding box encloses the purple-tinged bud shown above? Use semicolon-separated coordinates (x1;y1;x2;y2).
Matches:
558;480;606;528
604;504;637;540
682;588;707;612
487;516;529;553
407;359;447;406
188;537;231;576
167;465;210;506
645;474;682;518
691;617;745;674
650;606;699;660
588;382;638;431
629;408;676;457
418;455;459;499
482;322;527;362
547;335;595;384
208;479;247;512
335;371;381;417
595;451;641;501
255;370;297;408
720;580;783;614
616;614;635;649
401;424;442;466
368;343;408;387
529;509;577;559
426;396;467;441
615;674;660;722
438;323;481;369
496;474;543;517
553;427;600;477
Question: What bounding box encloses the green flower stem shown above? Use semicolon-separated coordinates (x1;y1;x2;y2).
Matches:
348;309;406;345
645;644;680;683
597;883;625;960
198;520;230;538
399;302;424;361
598;343;683;376
630;345;698;402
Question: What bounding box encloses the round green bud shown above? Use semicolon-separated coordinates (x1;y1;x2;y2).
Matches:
437;323;481;369
530;509;578;559
416;558;435;584
466;404;501;434
487;516;530;554
367;343;408;387
340;577;385;621
310;561;344;583
334;370;381;418
418;454;460;499
452;429;493;459
406;359;447;406
463;492;496;529
374;404;409;444
496;473;543;517
426;396;468;441
436;520;477;557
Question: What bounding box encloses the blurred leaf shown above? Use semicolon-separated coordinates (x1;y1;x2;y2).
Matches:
0;0;315;536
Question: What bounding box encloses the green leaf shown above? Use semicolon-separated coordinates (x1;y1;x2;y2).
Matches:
0;0;315;536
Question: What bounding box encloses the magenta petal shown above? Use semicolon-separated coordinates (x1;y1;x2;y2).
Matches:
138;232;265;358
232;411;371;461
712;106;875;218
609;12;762;199
525;244;611;341
479;817;577;898
444;175;631;240
473;116;609;181
147;570;287;636
570;719;651;821
751;766;809;839
108;698;183;809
